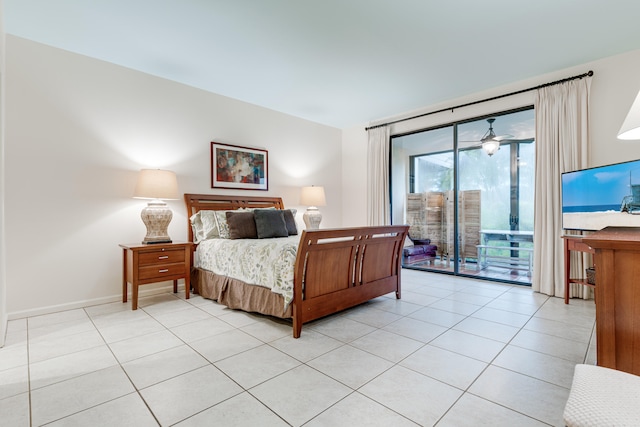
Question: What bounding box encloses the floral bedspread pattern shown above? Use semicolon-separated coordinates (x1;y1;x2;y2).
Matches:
196;235;300;307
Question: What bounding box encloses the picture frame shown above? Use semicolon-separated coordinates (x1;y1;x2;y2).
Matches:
211;142;268;190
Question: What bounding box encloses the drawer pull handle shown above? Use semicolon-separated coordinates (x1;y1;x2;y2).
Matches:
159;269;169;273
158;256;169;260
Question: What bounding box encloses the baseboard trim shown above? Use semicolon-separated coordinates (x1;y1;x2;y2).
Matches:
0;311;7;347
7;284;186;320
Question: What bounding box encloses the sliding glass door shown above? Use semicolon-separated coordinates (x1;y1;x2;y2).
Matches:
391;108;535;284
393;126;455;273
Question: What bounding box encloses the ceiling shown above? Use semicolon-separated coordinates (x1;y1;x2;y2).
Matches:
5;1;640;129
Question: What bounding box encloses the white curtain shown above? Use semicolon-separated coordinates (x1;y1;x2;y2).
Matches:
532;77;592;297
367;126;390;226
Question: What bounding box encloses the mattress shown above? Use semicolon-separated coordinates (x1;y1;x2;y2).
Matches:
195;235;301;307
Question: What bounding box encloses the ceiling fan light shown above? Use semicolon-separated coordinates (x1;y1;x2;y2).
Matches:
482;139;500;156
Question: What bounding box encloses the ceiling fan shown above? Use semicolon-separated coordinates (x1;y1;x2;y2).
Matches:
466;118;535;156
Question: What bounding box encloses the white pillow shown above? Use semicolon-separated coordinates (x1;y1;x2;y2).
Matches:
189;211;221;243
200;211;221;240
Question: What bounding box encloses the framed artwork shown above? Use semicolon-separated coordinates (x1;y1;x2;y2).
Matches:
211;142;268;190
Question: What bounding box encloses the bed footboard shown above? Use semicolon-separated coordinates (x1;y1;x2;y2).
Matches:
292;225;409;338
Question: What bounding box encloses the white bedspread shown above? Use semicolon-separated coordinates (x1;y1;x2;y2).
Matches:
195;235;301;307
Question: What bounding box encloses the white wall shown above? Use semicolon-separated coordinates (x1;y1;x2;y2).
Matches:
342;49;640;226
0;0;7;346
5;35;342;317
340;126;367;226
589;51;640;165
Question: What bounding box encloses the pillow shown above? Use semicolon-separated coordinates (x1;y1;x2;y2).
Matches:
226;211;258;239
215;208;265;238
242;206;277;211
214;210;234;239
254;209;289;238
190;211;220;243
283;209;298;235
190;212;205;243
200;211;220;239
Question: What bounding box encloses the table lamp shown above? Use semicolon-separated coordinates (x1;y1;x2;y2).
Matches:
300;186;326;230
618;89;640;140
133;169;179;244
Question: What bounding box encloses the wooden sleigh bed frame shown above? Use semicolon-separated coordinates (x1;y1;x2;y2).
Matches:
185;193;408;338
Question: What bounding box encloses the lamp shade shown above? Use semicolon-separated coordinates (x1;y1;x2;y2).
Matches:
133;169;179;200
618;90;640;140
482;139;501;156
300;186;326;207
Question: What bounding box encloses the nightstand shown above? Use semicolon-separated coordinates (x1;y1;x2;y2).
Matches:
120;242;193;310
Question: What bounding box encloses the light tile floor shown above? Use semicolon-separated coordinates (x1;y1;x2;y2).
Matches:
0;270;596;426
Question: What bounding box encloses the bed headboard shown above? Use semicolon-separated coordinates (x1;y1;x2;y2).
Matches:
184;193;285;242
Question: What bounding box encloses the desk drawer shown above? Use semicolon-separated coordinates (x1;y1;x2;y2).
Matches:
568;240;594;253
139;262;186;280
139;249;185;266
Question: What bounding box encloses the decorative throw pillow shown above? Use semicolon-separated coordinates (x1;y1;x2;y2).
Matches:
226;211;258;239
283;209;298;235
254;209;289;238
213;210;235;239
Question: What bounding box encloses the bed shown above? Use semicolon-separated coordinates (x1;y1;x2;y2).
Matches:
184;193;408;338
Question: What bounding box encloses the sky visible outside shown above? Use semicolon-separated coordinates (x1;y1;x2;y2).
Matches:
562;160;640;207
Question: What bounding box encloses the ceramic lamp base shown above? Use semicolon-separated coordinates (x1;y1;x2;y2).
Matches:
141;200;173;244
303;207;322;230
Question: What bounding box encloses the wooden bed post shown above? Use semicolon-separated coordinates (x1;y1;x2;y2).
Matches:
292;247;305;338
395;237;403;300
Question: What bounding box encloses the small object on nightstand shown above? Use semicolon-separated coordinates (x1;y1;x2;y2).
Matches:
120;242;193;310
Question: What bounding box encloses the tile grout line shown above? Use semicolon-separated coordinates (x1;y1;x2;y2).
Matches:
84;306;163;427
431;282;553;426
7;272;596;426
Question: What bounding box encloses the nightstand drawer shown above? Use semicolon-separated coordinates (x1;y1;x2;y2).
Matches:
139;262;186;280
138;249;185;266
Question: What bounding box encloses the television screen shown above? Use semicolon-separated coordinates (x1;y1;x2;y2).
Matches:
562;159;640;231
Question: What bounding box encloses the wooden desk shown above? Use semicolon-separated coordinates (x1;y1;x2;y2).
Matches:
584;227;640;376
562;235;595;304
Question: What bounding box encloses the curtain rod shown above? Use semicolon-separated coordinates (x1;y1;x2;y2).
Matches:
365;70;594;131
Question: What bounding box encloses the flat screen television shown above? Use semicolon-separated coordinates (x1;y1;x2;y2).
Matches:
562;159;640;231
